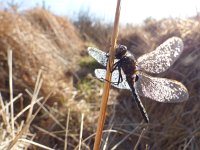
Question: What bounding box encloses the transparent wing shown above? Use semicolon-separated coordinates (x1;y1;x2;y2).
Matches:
94;69;189;103
137;37;184;74
94;69;130;90
87;47;108;67
135;71;189;102
87;47;119;67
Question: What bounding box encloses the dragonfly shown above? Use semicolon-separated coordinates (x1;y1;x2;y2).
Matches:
87;37;189;123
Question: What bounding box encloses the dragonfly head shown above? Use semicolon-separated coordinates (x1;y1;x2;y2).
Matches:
115;45;127;59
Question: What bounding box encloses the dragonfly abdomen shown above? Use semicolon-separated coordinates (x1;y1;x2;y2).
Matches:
126;76;149;123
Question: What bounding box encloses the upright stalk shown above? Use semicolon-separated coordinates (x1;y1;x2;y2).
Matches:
93;0;121;149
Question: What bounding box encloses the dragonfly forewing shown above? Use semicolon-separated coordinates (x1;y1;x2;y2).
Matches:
88;47;108;67
135;71;189;102
88;47;119;67
137;37;184;74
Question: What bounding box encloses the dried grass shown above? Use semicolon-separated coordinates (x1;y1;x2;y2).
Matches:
0;8;84;105
0;49;52;149
0;7;91;149
0;5;200;150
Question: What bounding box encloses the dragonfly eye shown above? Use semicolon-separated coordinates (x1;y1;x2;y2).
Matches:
115;44;127;59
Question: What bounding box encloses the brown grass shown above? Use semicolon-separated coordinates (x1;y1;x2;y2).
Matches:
0;7;91;149
0;5;200;150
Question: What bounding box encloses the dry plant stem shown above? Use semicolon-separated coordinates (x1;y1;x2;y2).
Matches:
93;0;121;149
7;92;51;150
18;138;54;150
0;93;10;130
8;50;14;137
0;93;22;114
7;70;50;150
133;126;148;150
64;109;71;150
26;70;43;122
14;97;43;121
33;125;64;142
78;113;84;150
25;89;65;130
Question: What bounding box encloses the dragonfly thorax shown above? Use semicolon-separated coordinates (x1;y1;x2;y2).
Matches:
115;44;137;77
119;56;136;77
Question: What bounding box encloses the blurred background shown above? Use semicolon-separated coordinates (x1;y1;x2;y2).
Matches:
0;0;200;150
1;0;200;24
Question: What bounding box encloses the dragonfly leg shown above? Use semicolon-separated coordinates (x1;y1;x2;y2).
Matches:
112;60;121;72
106;53;118;73
110;59;124;85
98;68;124;85
117;66;123;84
99;77;123;85
104;59;124;85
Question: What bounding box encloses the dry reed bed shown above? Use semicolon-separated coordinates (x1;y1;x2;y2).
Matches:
0;8;89;149
0;7;200;149
0;8;84;103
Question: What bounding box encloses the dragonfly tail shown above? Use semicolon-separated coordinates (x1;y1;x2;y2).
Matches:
129;82;149;123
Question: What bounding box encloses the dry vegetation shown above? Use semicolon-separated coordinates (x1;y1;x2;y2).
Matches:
0;4;200;150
